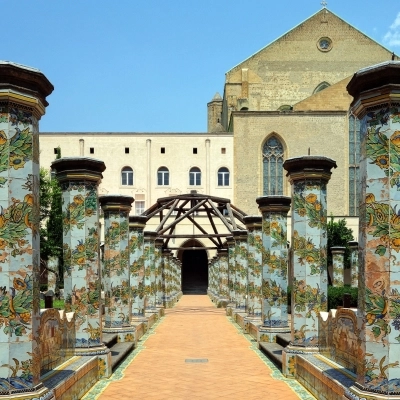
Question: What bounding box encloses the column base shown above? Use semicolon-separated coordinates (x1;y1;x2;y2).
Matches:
217;297;229;308
103;325;136;343
282;344;319;378
74;344;112;379
345;383;400;400
0;382;55;400
243;315;262;335
232;309;247;329
258;325;290;343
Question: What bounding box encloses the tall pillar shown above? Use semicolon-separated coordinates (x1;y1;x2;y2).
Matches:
232;230;248;311
226;236;236;309
52;157;111;378
171;257;179;303
345;61;400;398
143;231;157;312
0;62;53;397
243;216;263;320
99;195;135;342
331;246;345;287
348;241;358;288
155;238;164;310
129;215;147;319
161;249;172;307
256;196;291;343
217;249;229;307
282;156;336;377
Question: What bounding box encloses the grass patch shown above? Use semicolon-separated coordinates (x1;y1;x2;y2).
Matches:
40;299;65;309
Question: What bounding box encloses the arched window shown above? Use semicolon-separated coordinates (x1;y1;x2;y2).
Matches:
157;167;169;185
218;167;230;186
121;167;133;186
262;136;284;195
189;167;201;186
313;82;330;94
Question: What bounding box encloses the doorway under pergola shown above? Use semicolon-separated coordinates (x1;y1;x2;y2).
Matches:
142;192;248;293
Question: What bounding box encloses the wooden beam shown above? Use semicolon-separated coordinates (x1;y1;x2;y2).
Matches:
144;199;175;219
226;203;237;230
207;199;233;232
164;199;189;247
155;198;180;231
202;205;223;246
158;199;207;234
159;234;230;238
186;215;220;247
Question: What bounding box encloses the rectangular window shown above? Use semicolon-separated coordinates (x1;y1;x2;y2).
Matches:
125;147;129;154
193;148;197;154
90;147;94;154
135;201;145;215
54;148;58;154
161;147;165;154
221;148;226;154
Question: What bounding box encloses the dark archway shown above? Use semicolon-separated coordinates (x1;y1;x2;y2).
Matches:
180;240;208;294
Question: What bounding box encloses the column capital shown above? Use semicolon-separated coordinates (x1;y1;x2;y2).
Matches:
243;215;262;230
283;156;337;184
348;241;358;249
217;248;228;257
144;230;158;240
155;238;164;247
226;236;234;246
129;215;147;229
51;157;106;184
232;229;248;241
330;246;346;254
347;61;400;117
0;61;53;117
99;194;134;212
256;196;291;213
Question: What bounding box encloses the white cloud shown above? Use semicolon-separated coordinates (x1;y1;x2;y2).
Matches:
383;12;400;47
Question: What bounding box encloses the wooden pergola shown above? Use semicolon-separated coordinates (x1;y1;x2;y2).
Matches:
142;193;248;250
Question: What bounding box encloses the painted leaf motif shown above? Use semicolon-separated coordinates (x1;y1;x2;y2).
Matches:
375;245;387;256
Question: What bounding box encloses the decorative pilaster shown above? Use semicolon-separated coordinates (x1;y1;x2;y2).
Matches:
344;61;400;398
243;216;263;320
256;196;291;343
0;62;54;398
331;246;345;287
143;231;157;312
129;215;147;319
52;156;111;378
217;249;229;308
232;230;248;311
348;241;358;288
99;195;135;342
282;156;336;378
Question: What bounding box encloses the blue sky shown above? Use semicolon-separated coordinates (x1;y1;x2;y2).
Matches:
2;1;399;132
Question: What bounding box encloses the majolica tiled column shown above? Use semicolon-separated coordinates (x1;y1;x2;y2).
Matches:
52;156;111;378
331;246;345;287
282;156;336;378
232;230;248;311
243;216;263;321
217;249;229;307
177;258;182;300
0;63;53;397
155;238;164;310
161;249;171;307
143;231;157;312
226;236;236;309
256;196;291;343
170;257;177;303
47;256;58;293
99;195;135;342
129;215;147;320
210;256;218;302
345;61;400;398
348;241;358;288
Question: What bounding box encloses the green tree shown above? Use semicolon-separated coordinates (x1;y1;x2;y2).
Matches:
327;216;354;270
40;147;63;287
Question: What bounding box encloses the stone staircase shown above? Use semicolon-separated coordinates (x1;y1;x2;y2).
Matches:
103;333;135;371
258;333;291;370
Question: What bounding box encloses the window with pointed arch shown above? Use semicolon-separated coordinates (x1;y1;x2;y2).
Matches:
262;136;284;195
217;167;230;186
157;166;169;185
121;166;133;186
189;167;201;186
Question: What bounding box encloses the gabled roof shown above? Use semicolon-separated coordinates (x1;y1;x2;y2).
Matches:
226;8;397;74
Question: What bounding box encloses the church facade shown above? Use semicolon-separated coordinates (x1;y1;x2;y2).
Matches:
39;8;398;240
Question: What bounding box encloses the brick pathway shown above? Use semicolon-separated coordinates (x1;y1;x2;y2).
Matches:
86;295;314;400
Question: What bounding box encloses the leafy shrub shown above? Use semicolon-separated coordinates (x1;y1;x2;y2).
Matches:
328;285;358;309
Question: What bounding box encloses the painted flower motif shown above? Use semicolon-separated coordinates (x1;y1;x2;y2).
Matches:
305;193;317;204
24;194;34;206
391;131;400;147
0;130;7;145
77;257;86;265
124;333;135;342
111;221;120;228
375;208;386;224
315;203;321;211
98;358;106;378
9;154;25;170
10;207;23;223
374;155;389;169
306;255;315;263
366;313;376;325
13;277;26;290
270;221;279;230
17;238;27;247
85;208;94;217
0;238;7;250
19;312;31;323
73;194;84;205
297;208;306;217
391;238;400;252
366;193;375;203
